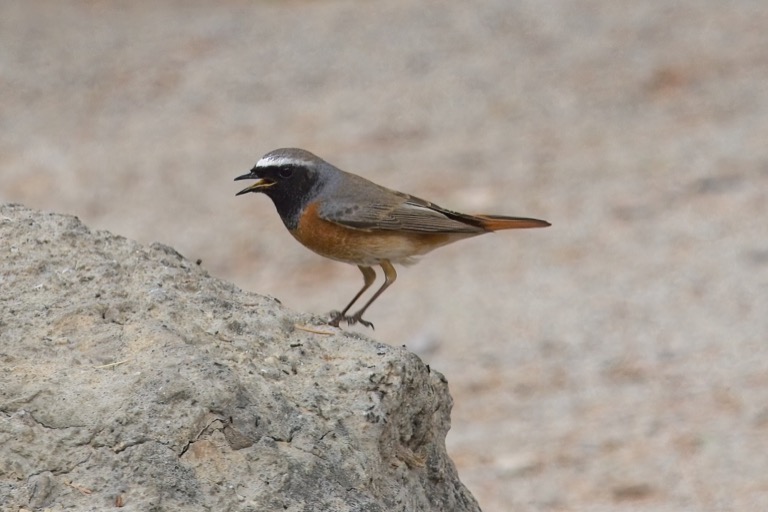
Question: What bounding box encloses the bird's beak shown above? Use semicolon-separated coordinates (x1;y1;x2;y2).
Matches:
234;171;275;196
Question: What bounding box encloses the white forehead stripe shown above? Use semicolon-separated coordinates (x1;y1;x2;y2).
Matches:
256;155;309;168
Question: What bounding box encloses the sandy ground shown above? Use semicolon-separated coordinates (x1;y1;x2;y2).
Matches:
2;1;767;510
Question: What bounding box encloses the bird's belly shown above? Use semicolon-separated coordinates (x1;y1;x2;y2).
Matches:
291;210;472;266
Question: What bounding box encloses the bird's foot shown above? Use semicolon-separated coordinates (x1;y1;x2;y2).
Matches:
327;311;374;330
347;313;374;330
328;311;344;328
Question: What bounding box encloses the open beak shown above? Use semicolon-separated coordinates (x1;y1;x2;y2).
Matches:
234;172;275;196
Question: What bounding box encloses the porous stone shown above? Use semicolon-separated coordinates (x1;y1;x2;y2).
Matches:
0;203;480;512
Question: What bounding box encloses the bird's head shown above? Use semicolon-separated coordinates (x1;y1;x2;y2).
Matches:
235;148;328;228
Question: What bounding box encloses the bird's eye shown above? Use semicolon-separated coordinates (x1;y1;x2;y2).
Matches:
278;166;294;179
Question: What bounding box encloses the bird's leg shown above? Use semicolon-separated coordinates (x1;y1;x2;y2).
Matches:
329;266;376;327
347;260;397;329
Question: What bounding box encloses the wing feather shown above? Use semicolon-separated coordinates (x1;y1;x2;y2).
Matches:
317;182;485;234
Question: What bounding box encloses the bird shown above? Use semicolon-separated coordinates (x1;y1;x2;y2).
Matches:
235;148;550;329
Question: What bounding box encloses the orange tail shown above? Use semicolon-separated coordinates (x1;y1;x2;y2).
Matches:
474;214;551;231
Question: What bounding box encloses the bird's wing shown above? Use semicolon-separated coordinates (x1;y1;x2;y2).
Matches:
317;184;485;233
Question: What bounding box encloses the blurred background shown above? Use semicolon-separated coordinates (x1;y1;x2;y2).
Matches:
2;1;767;510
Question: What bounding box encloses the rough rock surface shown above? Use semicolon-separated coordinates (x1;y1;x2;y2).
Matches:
0;203;480;512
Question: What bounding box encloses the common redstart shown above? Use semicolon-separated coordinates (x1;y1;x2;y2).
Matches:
235;148;550;329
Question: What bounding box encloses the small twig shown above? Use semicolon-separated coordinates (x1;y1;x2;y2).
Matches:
294;324;335;335
64;480;93;495
93;359;130;369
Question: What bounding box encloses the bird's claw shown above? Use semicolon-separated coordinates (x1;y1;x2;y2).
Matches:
347;314;374;330
328;311;343;327
327;311;374;330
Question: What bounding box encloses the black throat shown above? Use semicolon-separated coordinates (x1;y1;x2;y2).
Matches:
262;172;319;230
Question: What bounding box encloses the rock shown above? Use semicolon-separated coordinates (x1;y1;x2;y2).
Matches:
0;204;480;511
